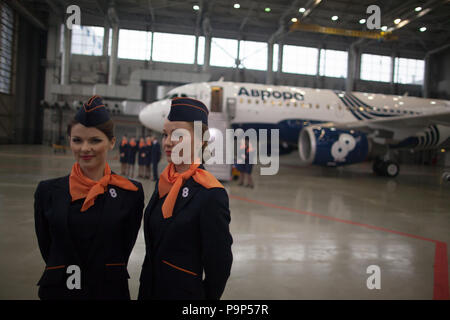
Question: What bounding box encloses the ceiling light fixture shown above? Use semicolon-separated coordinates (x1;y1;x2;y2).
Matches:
233;3;240;9
291;17;298;22
419;26;427;32
394;18;401;24
415;7;422;12
299;8;306;13
359;18;366;24
265;7;271;12
193;5;200;11
331;15;338;21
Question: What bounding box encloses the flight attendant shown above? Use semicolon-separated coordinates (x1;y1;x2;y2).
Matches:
237;137;255;188
138;137;147;178
34;95;144;300
138;97;233;300
119;135;129;175
127;137;138;178
144;136;152;180
150;135;161;181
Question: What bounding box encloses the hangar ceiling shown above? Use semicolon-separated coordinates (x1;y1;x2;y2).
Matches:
16;0;450;54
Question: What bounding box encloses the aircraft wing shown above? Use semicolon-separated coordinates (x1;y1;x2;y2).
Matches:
322;109;450;134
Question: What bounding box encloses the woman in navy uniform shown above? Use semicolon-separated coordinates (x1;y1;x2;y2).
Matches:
144;136;152;179
237;137;255;188
138;137;147;178
150;135;161;181
119;135;129;175
138;97;233;300
127;137;138;178
34;95;144;300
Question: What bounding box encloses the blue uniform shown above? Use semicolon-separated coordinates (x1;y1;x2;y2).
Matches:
34;175;144;299
127;143;138;165
119;143;129;164
138;143;147;166
145;143;152;167
138;170;232;300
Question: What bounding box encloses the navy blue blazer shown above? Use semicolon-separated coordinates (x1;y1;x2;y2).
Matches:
34;174;144;300
138;176;233;300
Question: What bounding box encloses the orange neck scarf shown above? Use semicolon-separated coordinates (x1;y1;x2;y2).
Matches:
146;138;152;146
129;140;136;147
158;163;224;219
121;137;128;146
139;140;145;148
69;162;138;212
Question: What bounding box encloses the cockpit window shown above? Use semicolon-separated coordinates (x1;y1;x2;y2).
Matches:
170;93;178;99
181;93;187;97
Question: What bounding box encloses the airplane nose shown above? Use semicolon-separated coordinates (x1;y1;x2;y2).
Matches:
139;99;170;132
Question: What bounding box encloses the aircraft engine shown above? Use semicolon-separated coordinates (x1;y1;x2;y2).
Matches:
298;126;369;166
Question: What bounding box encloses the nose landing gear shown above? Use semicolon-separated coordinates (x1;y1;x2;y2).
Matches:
373;157;400;177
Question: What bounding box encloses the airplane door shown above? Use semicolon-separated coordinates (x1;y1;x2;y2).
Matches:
204;112;232;181
226;97;236;121
204;86;231;181
211;86;223;112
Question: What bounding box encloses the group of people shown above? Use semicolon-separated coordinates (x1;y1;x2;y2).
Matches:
34;96;233;300
119;135;161;181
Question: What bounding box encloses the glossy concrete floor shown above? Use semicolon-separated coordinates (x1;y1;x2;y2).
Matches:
0;145;449;300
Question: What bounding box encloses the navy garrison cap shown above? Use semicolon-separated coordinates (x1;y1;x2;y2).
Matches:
75;95;110;127
168;97;209;126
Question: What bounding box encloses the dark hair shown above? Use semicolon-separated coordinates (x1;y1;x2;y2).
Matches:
67;118;115;141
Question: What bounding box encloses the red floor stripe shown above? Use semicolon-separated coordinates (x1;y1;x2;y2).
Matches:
230;194;450;300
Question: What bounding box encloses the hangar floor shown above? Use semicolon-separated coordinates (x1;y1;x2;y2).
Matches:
0;145;449;300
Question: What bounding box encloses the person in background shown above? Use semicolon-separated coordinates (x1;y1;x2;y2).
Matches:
34;95;144;300
127;137;138;178
119;135;129;175
237;137;255;188
138;137;147;178
150;135;161;181
144;136;153;180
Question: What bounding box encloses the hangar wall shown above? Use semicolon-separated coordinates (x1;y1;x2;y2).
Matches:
430;48;450;99
2;9;449;145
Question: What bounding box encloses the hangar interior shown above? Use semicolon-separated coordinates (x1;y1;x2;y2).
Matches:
0;0;449;300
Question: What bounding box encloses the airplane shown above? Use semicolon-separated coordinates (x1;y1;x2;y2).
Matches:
138;80;450;177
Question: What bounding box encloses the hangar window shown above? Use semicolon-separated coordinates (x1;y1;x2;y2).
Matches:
319;49;348;78
394;57;424;84
211;37;238;68
118;29;151;60
71;25;104;56
282;45;318;75
360;53;391;82
153;32;196;64
239;40;267;71
197;36;205;65
272;44;279;72
0;1;14;94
